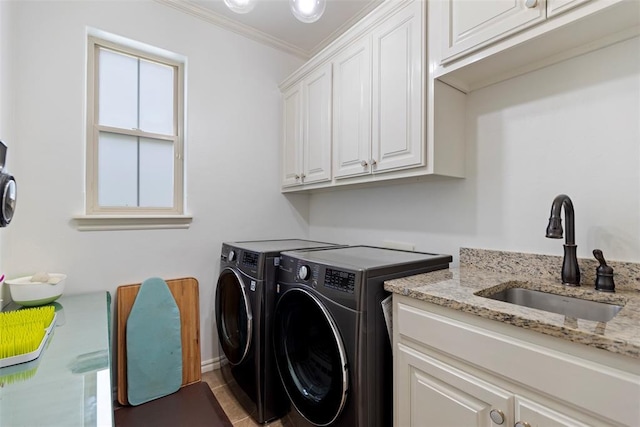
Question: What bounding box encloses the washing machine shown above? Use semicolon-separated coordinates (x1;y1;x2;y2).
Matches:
273;246;452;426
215;239;343;424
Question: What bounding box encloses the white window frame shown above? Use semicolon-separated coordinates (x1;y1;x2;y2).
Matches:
77;35;190;231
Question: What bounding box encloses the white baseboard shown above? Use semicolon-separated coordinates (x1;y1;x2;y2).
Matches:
114;355;228;402
201;355;227;373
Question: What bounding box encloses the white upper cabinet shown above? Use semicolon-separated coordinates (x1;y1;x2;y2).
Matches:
440;0;546;64
434;0;640;92
332;38;372;179
280;0;466;192
372;0;424;173
333;0;424;180
281;63;332;187
302;63;332;185
546;0;591;17
281;84;303;187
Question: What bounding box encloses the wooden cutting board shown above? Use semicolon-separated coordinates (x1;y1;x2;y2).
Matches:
116;277;201;406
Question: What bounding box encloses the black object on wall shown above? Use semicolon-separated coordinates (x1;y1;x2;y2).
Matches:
0;140;16;227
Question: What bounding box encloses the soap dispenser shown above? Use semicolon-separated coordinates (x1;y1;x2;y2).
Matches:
593;249;615;292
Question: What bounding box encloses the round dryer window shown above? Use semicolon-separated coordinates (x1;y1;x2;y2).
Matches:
273;288;349;426
0;173;16;227
215;268;252;365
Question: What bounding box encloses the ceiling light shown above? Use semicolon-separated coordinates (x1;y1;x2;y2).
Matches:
223;0;326;24
224;0;256;14
289;0;326;23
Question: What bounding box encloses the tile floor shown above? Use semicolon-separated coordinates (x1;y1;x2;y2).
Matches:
202;369;291;427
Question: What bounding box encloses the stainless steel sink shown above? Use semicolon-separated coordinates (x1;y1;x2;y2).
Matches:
483;287;623;322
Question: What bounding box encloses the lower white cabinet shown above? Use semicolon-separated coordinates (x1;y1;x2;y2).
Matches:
393;295;640;427
398;343;590;427
514;395;590;427
398;343;513;426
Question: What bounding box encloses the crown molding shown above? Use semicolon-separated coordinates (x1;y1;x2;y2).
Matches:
154;0;311;59
307;0;382;57
279;0;411;89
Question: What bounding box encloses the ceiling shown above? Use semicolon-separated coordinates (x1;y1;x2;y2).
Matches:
156;0;383;59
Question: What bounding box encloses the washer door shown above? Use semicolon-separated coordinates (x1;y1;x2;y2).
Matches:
0;173;16;227
215;267;252;365
273;288;349;426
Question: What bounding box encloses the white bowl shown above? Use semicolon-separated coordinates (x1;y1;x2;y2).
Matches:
6;274;66;306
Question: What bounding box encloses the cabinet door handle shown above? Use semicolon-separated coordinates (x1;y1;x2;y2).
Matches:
294;174;300;180
361;160;369;167
489;409;505;425
300;173;306;181
515;422;531;427
524;0;537;8
371;159;377;166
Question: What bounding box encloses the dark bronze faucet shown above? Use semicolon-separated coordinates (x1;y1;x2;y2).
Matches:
593;249;615;292
545;194;580;285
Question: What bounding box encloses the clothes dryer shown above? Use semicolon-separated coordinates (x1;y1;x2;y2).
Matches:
215;239;342;424
273;246;452;426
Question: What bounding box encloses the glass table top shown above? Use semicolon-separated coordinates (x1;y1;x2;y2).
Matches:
0;292;113;427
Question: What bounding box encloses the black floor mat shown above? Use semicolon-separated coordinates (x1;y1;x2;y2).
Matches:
114;382;233;427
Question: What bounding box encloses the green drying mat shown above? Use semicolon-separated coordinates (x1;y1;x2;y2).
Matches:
0;312;57;369
126;277;183;406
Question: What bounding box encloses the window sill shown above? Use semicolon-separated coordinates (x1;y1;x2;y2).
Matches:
72;214;193;231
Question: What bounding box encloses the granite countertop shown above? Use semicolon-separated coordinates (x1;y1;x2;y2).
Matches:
384;248;640;359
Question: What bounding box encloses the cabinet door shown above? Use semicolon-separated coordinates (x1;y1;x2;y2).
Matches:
372;0;424;174
546;0;590;17
302;63;332;185
332;38;372;179
397;344;513;427
440;0;546;64
514;396;590;427
282;83;303;187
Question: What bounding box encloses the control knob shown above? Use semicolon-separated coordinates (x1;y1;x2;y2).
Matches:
298;265;310;280
228;250;236;262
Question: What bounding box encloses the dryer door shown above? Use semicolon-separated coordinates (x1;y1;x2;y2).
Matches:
215;267;253;365
273;288;349;426
0;173;16;227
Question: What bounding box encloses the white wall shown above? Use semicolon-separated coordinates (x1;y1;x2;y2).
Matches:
3;0;306;365
4;0;639;377
310;37;640;265
0;0;15;305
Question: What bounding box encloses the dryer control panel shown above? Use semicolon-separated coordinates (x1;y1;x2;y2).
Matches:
278;255;361;310
324;268;355;294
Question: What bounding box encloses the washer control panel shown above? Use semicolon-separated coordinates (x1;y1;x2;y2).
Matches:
242;251;259;268
221;244;262;277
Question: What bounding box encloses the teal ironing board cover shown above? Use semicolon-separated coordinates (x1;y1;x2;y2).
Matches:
126;277;183;406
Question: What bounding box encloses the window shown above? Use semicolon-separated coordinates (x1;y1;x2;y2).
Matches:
85;36;185;218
